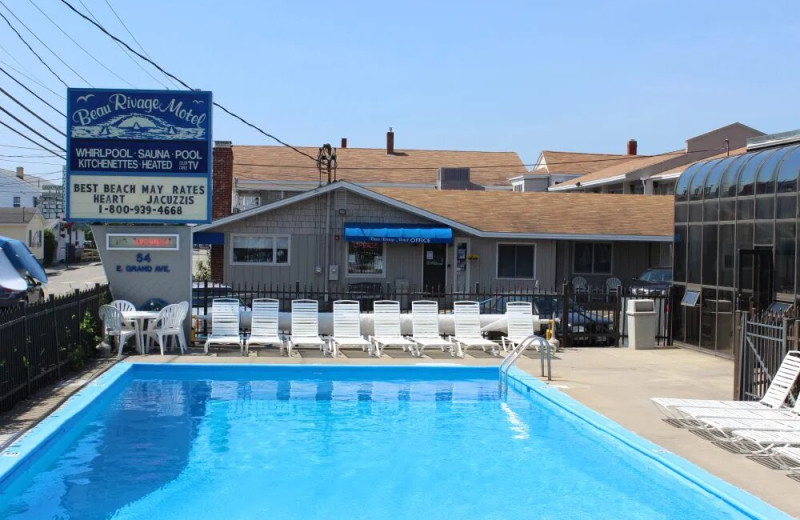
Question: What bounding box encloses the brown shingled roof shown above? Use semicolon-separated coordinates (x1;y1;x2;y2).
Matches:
537;151;642;175
555;152;685;188
372;188;673;237
232;146;528;186
658;147;748;176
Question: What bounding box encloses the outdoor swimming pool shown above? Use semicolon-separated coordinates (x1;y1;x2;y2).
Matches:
0;363;790;520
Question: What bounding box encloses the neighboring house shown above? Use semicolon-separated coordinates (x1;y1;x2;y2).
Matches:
194;181;673;292
0;207;47;261
512;149;642;192
216;130;528;213
0;167;44;209
546;123;764;195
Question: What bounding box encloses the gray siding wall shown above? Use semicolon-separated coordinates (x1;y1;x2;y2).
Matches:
214;188;559;292
555;240;663;288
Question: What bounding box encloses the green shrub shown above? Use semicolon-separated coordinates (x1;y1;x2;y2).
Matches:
43;228;57;265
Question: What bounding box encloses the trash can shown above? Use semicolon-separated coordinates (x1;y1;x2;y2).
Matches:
626;299;657;350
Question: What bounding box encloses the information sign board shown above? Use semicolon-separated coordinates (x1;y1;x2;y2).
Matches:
66;89;212;223
107;234;180;250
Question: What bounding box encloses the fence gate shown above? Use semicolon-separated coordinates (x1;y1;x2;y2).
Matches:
737;314;793;401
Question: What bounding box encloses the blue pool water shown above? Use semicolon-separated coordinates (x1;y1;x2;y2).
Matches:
0;364;786;519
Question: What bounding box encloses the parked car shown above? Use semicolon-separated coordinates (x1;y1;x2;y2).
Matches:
0;237;47;308
478;294;615;345
630;267;672;296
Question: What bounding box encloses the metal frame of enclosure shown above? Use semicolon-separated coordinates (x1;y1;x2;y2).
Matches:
673;139;800;355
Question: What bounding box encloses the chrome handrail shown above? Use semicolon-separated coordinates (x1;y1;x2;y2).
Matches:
499;335;551;395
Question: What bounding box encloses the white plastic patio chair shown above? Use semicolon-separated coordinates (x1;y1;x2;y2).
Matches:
288;299;325;356
450;301;498;357
729;429;800;453
605;277;622;293
369;300;416;357
99;304;137;357
144;302;189;355
572;276;588;292
109;299;136;313
244;298;283;355
652;351;800;419
501;301;536;353
204;298;243;354
410;300;453;357
329;300;372;357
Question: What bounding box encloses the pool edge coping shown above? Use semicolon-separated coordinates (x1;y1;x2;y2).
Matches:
0;362;134;484
506;366;795;520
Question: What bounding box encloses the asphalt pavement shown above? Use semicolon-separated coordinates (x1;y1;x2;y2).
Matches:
45;262;108;296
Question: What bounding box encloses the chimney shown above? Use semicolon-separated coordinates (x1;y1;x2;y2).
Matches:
15;167;23;179
340;137;347;148
210;141;233;283
627;139;638;155
386;127;394;155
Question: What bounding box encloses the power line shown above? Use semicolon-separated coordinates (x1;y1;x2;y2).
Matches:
0;87;66;137
0;9;69;88
75;0;171;89
0;120;65;158
0;107;66;152
59;0;318;163
27;0;137;88
0;61;65;101
231;147;731;173
0;0;92;86
101;0;180;89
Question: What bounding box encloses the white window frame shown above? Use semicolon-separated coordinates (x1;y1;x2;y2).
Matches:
496;242;536;280
573;242;614;275
12;196;21;208
346;241;387;278
230;233;291;266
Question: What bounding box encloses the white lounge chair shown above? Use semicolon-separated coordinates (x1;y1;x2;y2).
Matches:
694;416;800;440
99;305;137;357
767;446;800;472
673;396;800;422
729;429;800;452
204;298;243;354
329;300;372;357
605;277;622;293
245;298;284;355
288;299;326;356
450;301;498;357
144;302;189;355
652;351;800;419
369;300;416;357
500;301;536;353
410;300;453;357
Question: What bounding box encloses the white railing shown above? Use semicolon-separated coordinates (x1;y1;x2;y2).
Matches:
499;335;551;395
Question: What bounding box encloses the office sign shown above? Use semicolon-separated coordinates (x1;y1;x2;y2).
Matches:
107;234;180;250
66;88;212;223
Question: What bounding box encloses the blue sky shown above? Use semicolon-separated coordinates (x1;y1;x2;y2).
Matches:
1;0;799;183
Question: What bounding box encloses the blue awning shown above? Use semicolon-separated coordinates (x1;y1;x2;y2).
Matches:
344;224;453;244
0;236;47;283
193;232;224;245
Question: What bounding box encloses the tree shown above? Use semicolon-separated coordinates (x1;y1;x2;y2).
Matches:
43;228;57;265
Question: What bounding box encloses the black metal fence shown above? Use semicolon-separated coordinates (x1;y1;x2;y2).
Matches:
193;281;673;348
0;285;109;413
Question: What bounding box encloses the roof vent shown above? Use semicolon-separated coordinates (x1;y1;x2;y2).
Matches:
437;168;485;190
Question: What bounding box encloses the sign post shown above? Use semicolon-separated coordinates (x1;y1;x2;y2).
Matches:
66;88;212;346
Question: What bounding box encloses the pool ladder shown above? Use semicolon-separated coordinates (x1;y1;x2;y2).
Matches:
499;335;552;395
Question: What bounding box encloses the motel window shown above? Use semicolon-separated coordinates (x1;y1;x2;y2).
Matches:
347;242;384;276
231;234;289;265
497;244;535;279
573;243;612;274
12;196;20;208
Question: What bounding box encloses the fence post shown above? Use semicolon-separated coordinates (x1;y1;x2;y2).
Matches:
733;311;744;400
51;295;61;379
561;281;571;349
612;288;620;347
22;302;31;398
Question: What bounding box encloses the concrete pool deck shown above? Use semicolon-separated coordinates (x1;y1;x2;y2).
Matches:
2;346;798;518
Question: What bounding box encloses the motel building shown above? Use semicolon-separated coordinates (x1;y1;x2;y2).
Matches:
193;180;673;295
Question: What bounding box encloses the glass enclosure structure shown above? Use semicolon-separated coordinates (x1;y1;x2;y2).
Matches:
673;143;800;355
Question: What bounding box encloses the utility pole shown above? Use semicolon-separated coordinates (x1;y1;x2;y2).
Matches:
316;143;337;185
